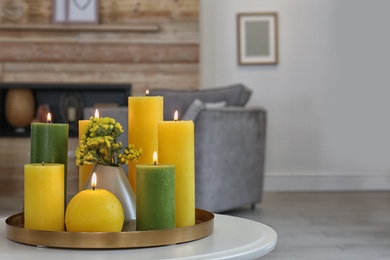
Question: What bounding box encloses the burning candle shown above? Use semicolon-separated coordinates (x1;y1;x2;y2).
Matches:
30;113;68;203
65;172;124;232
24;163;65;231
136;151;175;231
158;111;195;227
128;91;163;192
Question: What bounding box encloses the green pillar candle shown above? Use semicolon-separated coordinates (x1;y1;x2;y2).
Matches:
30;121;69;203
136;164;175;231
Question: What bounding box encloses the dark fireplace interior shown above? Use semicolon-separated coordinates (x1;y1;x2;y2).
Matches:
0;83;131;137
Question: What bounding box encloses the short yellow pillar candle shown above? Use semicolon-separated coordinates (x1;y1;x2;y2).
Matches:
158;111;195;228
65;173;124;232
24;163;65;231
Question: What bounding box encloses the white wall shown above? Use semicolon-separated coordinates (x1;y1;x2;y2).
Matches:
200;0;390;191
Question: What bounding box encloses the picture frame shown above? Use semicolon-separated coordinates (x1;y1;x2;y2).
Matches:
52;0;99;24
237;12;278;65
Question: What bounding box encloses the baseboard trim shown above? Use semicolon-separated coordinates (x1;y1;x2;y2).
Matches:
263;171;390;191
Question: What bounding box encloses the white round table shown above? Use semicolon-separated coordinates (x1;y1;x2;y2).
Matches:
0;214;277;260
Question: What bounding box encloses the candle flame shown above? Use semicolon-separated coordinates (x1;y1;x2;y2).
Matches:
153;151;157;165
145;89;150;96
47;113;52;123
92;172;97;191
174;110;178;122
94;109;99;118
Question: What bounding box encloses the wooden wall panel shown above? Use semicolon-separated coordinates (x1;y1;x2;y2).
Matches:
2;62;199;95
0;42;198;63
0;0;200;94
0;22;199;44
99;0;199;23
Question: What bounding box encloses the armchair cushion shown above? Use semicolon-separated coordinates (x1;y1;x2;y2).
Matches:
181;98;226;121
149;83;252;120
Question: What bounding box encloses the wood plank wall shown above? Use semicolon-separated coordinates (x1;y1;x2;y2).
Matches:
0;0;199;95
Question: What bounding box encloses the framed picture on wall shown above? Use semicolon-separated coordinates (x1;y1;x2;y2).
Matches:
53;0;99;24
237;12;278;65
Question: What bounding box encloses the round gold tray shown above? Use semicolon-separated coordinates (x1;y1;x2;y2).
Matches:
5;208;214;249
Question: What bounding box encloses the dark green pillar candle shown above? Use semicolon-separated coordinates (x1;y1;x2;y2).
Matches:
30;122;69;203
136;164;175;231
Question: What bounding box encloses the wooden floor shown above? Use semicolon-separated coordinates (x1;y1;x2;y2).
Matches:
226;191;390;260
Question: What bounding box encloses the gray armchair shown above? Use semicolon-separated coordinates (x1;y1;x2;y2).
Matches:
83;84;266;213
150;84;266;212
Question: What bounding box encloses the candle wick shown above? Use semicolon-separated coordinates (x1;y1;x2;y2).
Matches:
42;161;44;166
93;186;95;191
154;161;157;166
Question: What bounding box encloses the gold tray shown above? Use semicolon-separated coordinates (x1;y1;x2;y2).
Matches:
5;208;214;249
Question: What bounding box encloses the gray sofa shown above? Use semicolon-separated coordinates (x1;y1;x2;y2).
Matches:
150;84;266;212
84;83;266;213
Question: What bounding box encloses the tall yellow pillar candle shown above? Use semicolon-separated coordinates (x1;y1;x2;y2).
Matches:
78;119;94;191
24;163;65;231
158;111;195;227
128;94;163;192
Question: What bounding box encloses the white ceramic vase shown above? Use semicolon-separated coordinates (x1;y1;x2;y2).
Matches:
83;164;136;227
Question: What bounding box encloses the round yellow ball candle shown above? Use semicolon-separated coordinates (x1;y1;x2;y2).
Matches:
65;173;124;232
